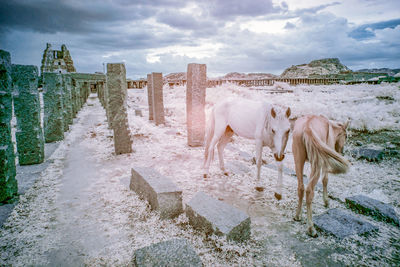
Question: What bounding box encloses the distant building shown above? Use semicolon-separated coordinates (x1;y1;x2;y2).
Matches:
40;43;76;76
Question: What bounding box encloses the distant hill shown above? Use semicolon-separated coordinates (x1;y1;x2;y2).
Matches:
223;72;277;80
356;68;400;77
280;58;351;78
164;72;186;81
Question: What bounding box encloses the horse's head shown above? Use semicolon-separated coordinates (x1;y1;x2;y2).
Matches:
333;119;350;154
269;106;291;162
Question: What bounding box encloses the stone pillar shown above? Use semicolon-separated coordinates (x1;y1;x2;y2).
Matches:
146;74;154;121
81;81;89;105
186;63;206;147
12;64;45;165
70;78;79;117
104;78;112;127
0;50;18;202
107;63;132;154
151;72;165;125
62;74;73;130
43;72;64;142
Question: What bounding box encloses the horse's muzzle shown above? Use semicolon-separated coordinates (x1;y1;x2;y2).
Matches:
274;153;285;162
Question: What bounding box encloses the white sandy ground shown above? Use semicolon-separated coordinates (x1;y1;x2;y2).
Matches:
0;82;399;266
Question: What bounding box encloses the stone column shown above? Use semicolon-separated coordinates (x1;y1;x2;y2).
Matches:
62;74;73;130
146;74;154;121
107;63;132;154
81;81;89;106
70;78;78;117
152;72;165;125
104;78;112;127
186;63;206;147
43;72;64;142
12;64;45;165
0;50;18;202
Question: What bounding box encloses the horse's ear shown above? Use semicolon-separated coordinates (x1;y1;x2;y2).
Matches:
271;108;276;118
285;107;291;118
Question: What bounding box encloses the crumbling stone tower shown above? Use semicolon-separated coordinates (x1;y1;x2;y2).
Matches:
40;43;76;77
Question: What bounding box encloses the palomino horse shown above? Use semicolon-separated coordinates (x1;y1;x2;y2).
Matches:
292;115;350;237
203;98;291;199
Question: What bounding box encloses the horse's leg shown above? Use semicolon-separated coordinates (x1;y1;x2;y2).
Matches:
322;170;329;207
306;166;321;237
254;139;264;191
274;160;283;200
217;127;234;176
293;149;305;221
203;123;228;178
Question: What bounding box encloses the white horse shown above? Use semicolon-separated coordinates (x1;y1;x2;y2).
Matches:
292;115;350;237
203;98;291;199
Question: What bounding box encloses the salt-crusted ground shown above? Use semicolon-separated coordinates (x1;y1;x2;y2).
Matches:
0;82;399;266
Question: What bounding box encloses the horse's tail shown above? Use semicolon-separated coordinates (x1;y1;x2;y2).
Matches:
303;121;349;175
203;107;215;167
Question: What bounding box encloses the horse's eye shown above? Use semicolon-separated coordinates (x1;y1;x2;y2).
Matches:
271;129;275;134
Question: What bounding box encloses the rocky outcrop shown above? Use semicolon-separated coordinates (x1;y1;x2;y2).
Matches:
280;58;351;78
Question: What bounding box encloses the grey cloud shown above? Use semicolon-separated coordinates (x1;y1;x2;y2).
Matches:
200;0;278;19
0;0;152;34
349;18;400;40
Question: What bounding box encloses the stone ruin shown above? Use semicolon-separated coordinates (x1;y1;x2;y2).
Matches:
40;43;76;76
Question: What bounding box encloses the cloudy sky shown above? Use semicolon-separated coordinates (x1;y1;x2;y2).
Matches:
1;0;399;79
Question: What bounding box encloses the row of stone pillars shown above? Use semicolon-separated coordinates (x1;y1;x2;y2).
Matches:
97;63;133;155
145;64;207;147
0;49;91;203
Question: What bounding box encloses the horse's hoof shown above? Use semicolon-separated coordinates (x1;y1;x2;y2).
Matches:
203;174;208;179
274;192;282;200
293;216;301;222
255;186;264;192
223;172;229;176
307;227;318;238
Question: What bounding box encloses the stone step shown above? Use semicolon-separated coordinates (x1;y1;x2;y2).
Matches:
345;195;399;226
186;191;251;242
133;239;202;267
314;208;378;238
130;167;183;219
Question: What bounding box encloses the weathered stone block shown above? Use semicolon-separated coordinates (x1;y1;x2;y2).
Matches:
314;208;378;238
146;73;154;121
130;167;182;219
0;50;18;202
43;72;64;142
133;239;202;267
151;72;165;125
351;147;384;162
186;191;251;241
346;195;399;226
186;63;206;147
107;63;132;154
12;64;45;165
